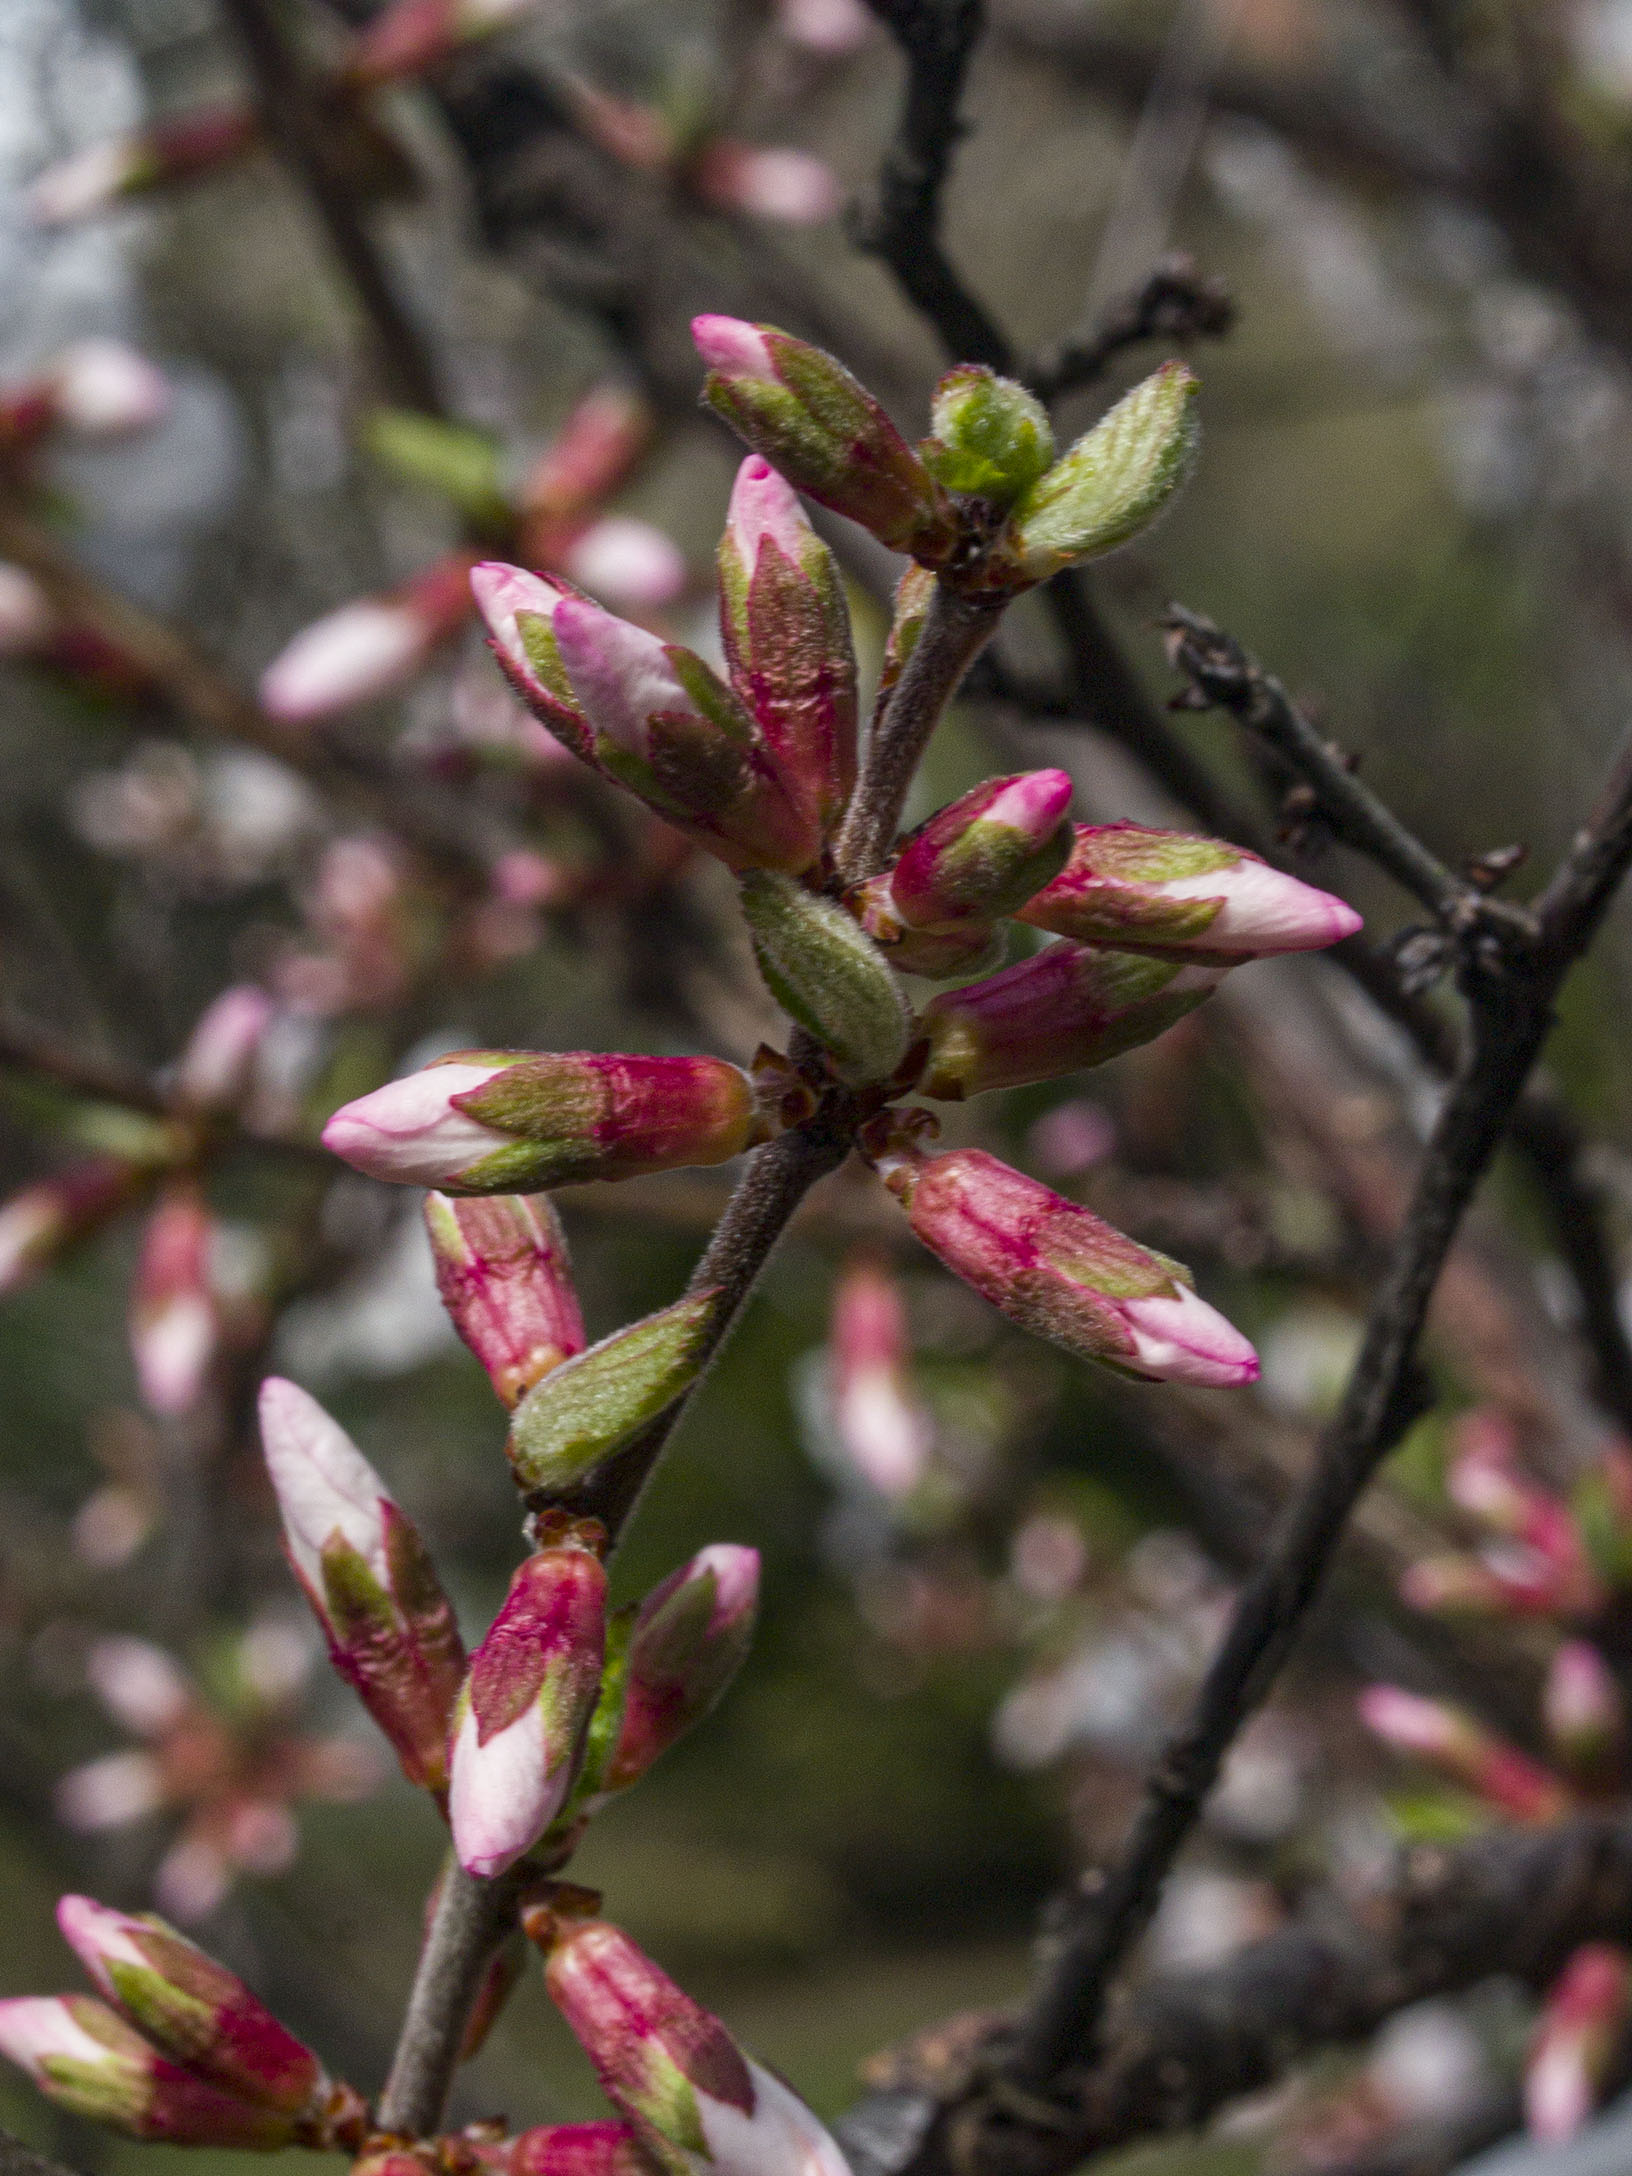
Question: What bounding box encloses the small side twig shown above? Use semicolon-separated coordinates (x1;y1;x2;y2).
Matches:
1029;252;1234;401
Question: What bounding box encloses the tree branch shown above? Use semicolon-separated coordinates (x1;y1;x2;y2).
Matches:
1028;253;1234;402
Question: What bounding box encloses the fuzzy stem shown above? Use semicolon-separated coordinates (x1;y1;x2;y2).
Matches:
377;1855;528;2135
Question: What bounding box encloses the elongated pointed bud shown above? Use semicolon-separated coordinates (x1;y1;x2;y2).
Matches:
0;1159;147;1295
691;141;842;226
130;1182;219;1416
693;315;955;564
530;1914;853;2176
1526;1945;1632;2143
54;1897;328;2120
827;1256;932;1500
520;385;653;524
260;554;476;725
16;340;170;440
323;1051;766;1193
1357;1685;1571;1822
589;1545;759;1797
257;1379;465;1792
175;986;275;1111
505;1290;723;1494
477;2122;650;2176
1017;823;1362;957
911;941;1223;1101
471;563;596;759
921;366;1054;508
345;0;542;89
28;107;259;225
1011;362;1199;580
0;1996;296;2146
1544;1641;1625;1783
863;1125;1258;1386
559;517;688;613
426;1193;587;1406
888;771;1073;931
739;870;910;1085
718;456;858;835
1399;1551;1561;1618
448;1531;608;1876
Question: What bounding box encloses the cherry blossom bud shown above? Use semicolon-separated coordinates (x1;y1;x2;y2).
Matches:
845;877;1003;981
532;1914;853;2176
1525;1944;1632;2142
47;340;171;437
0;1996;295;2146
913;941;1224;1101
1017;823;1362;957
425;1192;587;1406
28;108;259;225
54;1896;327;2119
591;1545;760;1797
0;1159;145;1295
827;1256;932;1499
693;316;955;564
0;563;58;653
922;367;1054;508
505;1289;723;1495
1399;1552;1545;1617
472;563;595;759
1544;1641;1625;1781
776;0;872;51
1011;362;1200;580
561;518;687;612
174;986;275;1111
130;1183;218;1417
718;456;858;835
864;1128;1258;1387
521;386;653;523
889;771;1073;931
740;870;911;1085
346;0;541;89
448;1533;608;1876
259;554;476;725
480;2122;649;2176
257;1379;465;1793
324;1051;765;1194
1357;1685;1571;1822
691;143;842;225
1448;1435;1602;1614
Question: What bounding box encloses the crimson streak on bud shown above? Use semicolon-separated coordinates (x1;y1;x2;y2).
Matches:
864;1128;1258;1387
448;1534;608;1877
912;941;1224;1101
718;456;857;836
1018;823;1362;958
324;1051;765;1194
426;1192;587;1405
888;771;1073;931
1357;1685;1572;1822
257;1379;465;1793
693;315;955;565
531;1913;853;2176
478;2122;650;2176
1526;1944;1632;2142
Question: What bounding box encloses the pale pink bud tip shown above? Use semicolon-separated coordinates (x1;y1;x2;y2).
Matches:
1163;858;1361;953
0;1997;111;2076
563;518;687;611
321;1062;511;1185
259;601;428;724
1120;1287;1260;1388
50;340;171;436
728;455;812;561
257;1376;392;1593
691;315;777;381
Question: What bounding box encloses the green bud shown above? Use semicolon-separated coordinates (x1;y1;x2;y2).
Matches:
921;366;1055;507
739;871;911;1085
364;408;511;529
1012;361;1199;579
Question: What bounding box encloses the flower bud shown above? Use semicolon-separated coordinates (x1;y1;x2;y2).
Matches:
257;1378;466;1792
472;563;596;758
0;1996;295;2146
27;107;259;225
718;456;858;836
448;1534;608;1876
54;1896;325;2119
739;870;910;1085
1448;1435;1602;1615
480;2122;650;2176
693;316;955;564
175;986;275;1111
520;385;653;524
346;0;541;89
826;1255;932;1500
425;1192;587;1406
259;554;477;726
864;1128;1258;1386
0;1159;146;1296
845;876;1004;981
130;1182;219;1417
532;1914;852;2176
590;1544;760;1798
889;772;1073;931
1017;823;1362;957
560;518;688;613
1399;1552;1542;1618
1357;1685;1570;1822
1525;1944;1632;2143
36;340;170;439
1011;361;1199;580
690;142;843;226
922;366;1054;508
329;1050;764;1195
912;941;1223;1101
1544;1641;1625;1783
505;1289;722;1495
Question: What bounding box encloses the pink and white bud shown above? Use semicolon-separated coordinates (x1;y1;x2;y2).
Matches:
471;562;595;761
0;1159;145;1295
1018;823;1362;958
47;340;170;437
1544;1641;1625;1782
322;1059;520;1186
692;142;843;225
776;0;873;51
345;0;539;88
827;1256;932;1499
532;1914;853;2176
1399;1552;1537;1617
175;986;275;1111
594;1544;760;1797
0;563;58;653
1357;1684;1571;1822
1525;1944;1632;2142
521;385;653;523
28;108;259;226
888;771;1074;932
863;1127;1258;1387
424;1191;587;1406
259;555;475;725
561;517;687;612
480;2122;650;2176
257;1378;465;1793
448;1534;608;1876
1447;1435;1602;1614
130;1183;218;1416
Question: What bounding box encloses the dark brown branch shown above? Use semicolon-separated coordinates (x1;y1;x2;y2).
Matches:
1029;254;1234;402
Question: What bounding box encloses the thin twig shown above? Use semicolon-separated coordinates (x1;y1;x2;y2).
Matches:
377;1857;529;2134
1029;254;1234;401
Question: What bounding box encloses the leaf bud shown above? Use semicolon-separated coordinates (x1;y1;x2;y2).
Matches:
921;365;1054;507
425;1192;587;1406
739;870;911;1085
1011;361;1199;580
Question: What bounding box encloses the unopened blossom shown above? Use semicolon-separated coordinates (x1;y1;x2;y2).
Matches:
478;2122;651;2176
825;1255;932;1499
691;143;842;225
425;1191;587;1406
28;108;259;225
130;1182;219;1416
1358;1684;1571;1822
259;554;477;725
1526;1944;1632;2141
174;985;275;1111
885;771;1073;932
47;340;171;437
561;517;688;612
1543;1641;1625;1781
0;1159;146;1296
590;1544;760;1799
520;384;653;523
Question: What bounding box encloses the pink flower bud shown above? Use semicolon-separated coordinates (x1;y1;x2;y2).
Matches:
1357;1684;1571;1822
594;1544;760;1797
0;562;58;653
424;1191;587;1406
47;340;171;437
480;2122;649;2176
534;1915;852;2176
864;1129;1258;1386
718;456;858;836
1399;1552;1541;1617
520;386;653;522
889;771;1074;931
257;1378;465;1793
0;1159;145;1295
1527;1945;1632;2142
1017;824;1362;957
692;142;843;225
259;554;476;725
174;986;275;1111
0;1996;296;2146
55;1896;327;2119
28;107;259;226
345;0;538;88
1447;1435;1602;1614
912;940;1224;1101
1544;1641;1625;1781
561;517;687;612
130;1183;218;1417
693;316;955;565
325;1050;765;1193
776;0;873;52
827;1255;932;1499
471;563;595;759
448;1536;608;1876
